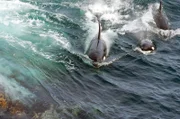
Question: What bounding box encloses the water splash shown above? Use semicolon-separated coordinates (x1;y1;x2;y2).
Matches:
119;2;180;40
80;0;128;62
134;47;156;55
0;74;35;104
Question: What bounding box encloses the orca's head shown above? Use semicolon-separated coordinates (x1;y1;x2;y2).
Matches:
89;54;104;68
92;62;100;68
140;39;155;52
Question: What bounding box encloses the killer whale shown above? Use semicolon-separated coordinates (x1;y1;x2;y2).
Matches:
126;31;156;53
86;17;107;67
153;0;169;30
139;39;155;52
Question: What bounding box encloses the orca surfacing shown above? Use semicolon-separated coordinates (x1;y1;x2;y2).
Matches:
153;0;169;30
86;17;107;67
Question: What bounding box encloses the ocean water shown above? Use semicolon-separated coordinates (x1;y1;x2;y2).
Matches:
0;0;180;119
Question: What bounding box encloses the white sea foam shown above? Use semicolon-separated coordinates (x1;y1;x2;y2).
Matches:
0;0;43;38
134;47;156;55
82;0;131;54
119;4;155;34
102;29;117;54
0;0;37;11
118;2;180;40
0;73;35;104
39;30;71;50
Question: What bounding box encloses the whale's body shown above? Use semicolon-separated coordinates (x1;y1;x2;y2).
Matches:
153;0;169;30
86;17;107;66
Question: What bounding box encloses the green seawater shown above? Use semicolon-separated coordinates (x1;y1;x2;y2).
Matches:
0;0;180;118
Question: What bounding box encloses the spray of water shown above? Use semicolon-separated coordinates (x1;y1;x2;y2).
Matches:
119;2;180;40
80;0;132;56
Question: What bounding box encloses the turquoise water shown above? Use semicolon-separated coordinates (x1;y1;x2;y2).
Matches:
0;0;180;118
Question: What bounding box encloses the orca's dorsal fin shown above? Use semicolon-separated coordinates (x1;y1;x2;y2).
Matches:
96;15;101;47
159;0;162;12
97;18;101;40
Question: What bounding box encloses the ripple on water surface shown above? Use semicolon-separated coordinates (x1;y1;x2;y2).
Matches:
0;0;180;119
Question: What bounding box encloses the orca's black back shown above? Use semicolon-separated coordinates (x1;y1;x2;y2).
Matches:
153;12;169;30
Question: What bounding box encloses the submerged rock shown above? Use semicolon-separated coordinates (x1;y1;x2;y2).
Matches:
41;105;59;119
